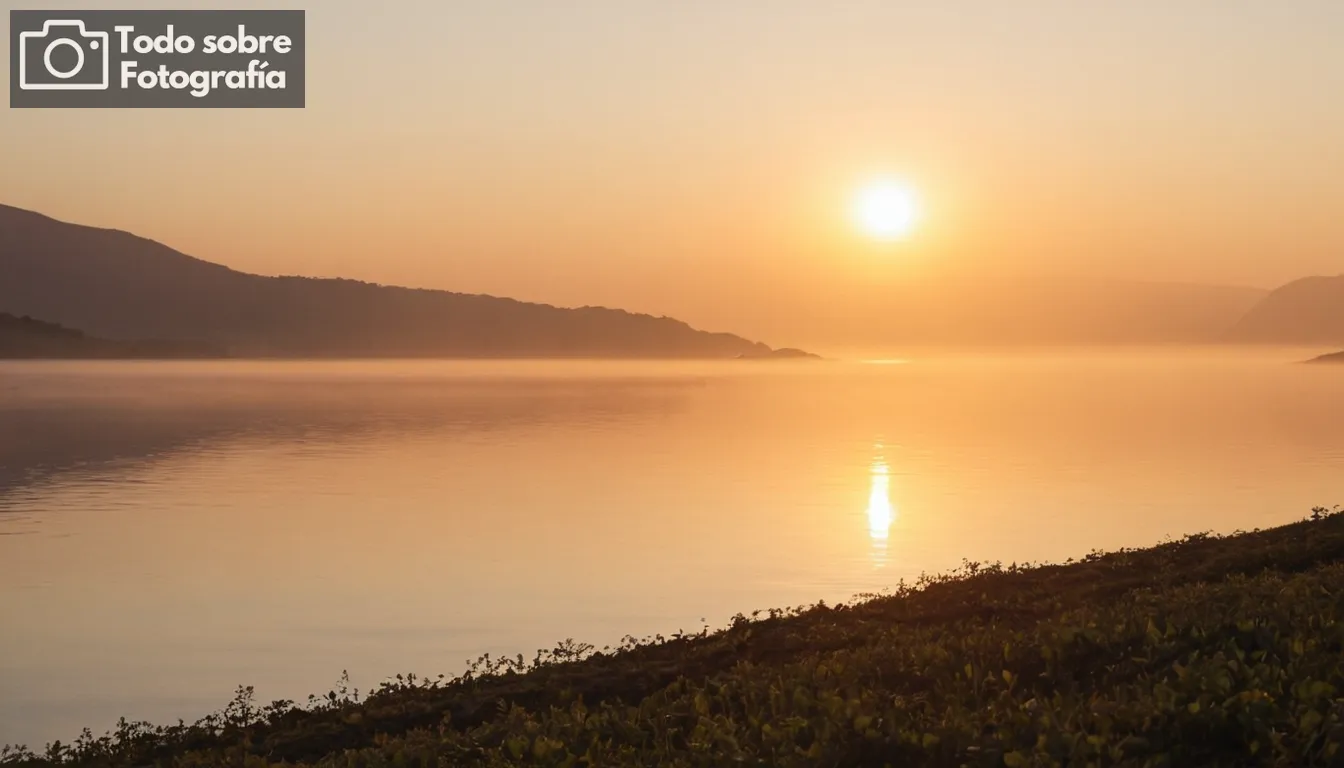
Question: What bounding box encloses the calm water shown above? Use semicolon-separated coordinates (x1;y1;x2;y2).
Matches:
2;352;1342;746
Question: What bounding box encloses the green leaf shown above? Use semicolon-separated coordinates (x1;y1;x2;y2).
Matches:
1003;750;1029;767
533;736;554;760
694;691;710;716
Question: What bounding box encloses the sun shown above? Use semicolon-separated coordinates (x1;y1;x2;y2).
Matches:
853;179;920;241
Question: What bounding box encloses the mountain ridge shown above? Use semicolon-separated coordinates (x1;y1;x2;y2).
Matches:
6;202;1340;352
1306;350;1344;364
1225;274;1344;345
0;203;805;359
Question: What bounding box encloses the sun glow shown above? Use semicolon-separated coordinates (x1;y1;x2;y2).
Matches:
867;458;894;543
853;179;920;241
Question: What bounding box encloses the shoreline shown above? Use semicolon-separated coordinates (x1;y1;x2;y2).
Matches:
6;509;1344;766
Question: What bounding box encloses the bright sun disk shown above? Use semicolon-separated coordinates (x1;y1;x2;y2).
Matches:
854;180;920;241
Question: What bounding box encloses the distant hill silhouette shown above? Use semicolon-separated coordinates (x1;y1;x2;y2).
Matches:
0;312;222;359
1306;350;1344;364
791;276;1269;348
0;204;800;359
1225;275;1344;345
756;347;820;359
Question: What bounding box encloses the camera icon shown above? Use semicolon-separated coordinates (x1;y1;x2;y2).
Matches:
18;20;110;90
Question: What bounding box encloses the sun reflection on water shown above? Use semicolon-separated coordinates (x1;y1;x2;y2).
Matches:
867;449;895;564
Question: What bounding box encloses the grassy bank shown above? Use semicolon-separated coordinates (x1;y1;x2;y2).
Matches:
6;509;1344;767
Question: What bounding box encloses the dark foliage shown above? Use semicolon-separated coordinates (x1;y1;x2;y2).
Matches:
0;311;223;358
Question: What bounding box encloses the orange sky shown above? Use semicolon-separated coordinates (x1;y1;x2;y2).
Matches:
3;0;1342;343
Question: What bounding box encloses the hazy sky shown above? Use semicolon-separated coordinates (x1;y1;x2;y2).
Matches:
3;0;1342;340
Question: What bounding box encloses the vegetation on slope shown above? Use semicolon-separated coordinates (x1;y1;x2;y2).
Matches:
0;312;222;359
6;509;1344;767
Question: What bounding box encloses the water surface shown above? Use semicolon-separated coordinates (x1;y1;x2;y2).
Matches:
2;353;1342;746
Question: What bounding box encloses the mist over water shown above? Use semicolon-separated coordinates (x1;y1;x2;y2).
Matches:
2;352;1342;746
